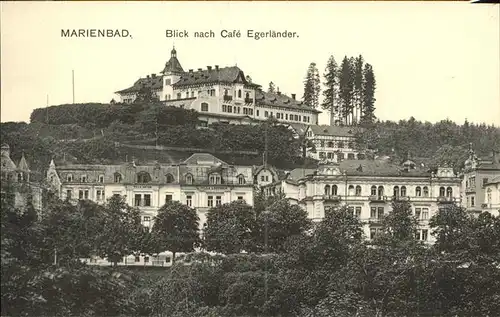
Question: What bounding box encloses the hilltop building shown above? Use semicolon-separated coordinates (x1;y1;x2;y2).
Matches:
262;157;462;243
115;47;321;127
46;153;255;229
0;144;45;211
461;145;500;214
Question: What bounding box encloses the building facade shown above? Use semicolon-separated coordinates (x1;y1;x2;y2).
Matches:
262;158;461;243
461;146;500;213
47;153;255;229
115;48;321;127
0;144;45;212
482;176;500;216
305;125;363;162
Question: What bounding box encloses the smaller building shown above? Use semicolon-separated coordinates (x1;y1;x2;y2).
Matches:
306;125;363;162
0;144;45;212
482;176;500;216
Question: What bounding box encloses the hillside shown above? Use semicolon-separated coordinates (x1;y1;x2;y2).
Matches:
2;103;500;175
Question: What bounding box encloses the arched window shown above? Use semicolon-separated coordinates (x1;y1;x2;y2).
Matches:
487;188;492;203
114;172;122;183
185;173;193;185
327;141;334;148
446;187;453;197
67;174;73;182
17;173;23;182
245;92;249;99
209;173;221;185
81;175;87;183
371;185;377;196
166;173;175;184
324;185;331;196
401;186;407;197
393;186;400;197
237;174;246;185
355;185;362;196
238;90;242;98
98;174;104;183
137;171;152;184
423;186;429;197
348;185;355;196
332;185;338;196
415;186;422;197
439;187;445;197
378;186;384;197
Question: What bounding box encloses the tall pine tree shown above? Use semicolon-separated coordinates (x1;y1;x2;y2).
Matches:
303;62;321;109
353;55;365;125
339;56;354;125
321;56;339;125
360;63;376;126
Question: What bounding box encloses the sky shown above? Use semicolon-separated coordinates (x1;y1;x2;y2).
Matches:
1;1;499;126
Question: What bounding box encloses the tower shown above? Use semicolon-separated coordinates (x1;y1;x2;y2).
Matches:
161;46;185;101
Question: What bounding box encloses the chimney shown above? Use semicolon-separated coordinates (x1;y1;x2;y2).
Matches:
198;68;202;72
207;66;212;71
152;73;156;78
291;94;296;100
215;65;219;71
146;75;150;78
189;69;193;73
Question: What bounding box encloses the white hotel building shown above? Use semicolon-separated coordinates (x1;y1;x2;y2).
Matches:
115;47;321;127
46;153;255;229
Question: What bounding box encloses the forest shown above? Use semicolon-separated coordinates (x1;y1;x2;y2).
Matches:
2;185;499;317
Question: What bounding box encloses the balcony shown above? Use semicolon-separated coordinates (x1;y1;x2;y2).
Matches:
223;95;233;102
393;196;411;202
323;195;341;202
369;195;388;202
244;97;253;104
437;196;455;204
367;218;383;224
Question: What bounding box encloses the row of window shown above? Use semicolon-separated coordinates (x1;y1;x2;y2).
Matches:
344;206;430;220
264;110;311;123
369;228;429;241
131;193;246;208
319;152;362;160
70;171;246;185
318;140;354;149
324;185;454;198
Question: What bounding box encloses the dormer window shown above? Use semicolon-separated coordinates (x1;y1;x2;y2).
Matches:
114;172;122;183
137;171;152;184
67;174;73;182
237;174;246;185
209;173;221;185
98;174;104;183
81;175;87;183
166;173;175;184
185;173;193;184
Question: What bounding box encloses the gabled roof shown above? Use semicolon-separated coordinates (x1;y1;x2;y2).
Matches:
172;66;259;88
182;153;227;166
116;75;163;94
255;90;321;114
309;125;362;137
18;154;30;171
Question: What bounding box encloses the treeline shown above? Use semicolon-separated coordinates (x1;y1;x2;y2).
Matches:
356;117;500;171
300;55;376;126
2;187;499;316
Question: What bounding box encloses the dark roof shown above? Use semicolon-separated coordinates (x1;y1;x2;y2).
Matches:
116;75;163;94
161;53;184;74
339;159;431;177
172;66;259;88
309;125;362;137
255;90;321;114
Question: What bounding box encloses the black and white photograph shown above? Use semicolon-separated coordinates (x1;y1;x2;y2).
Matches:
1;1;499;316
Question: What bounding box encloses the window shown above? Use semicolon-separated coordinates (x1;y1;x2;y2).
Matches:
165;79;171;85
143;216;151;227
245;92;249;99
332;185;338;195
401;186;407;197
186;195;192;207
237;175;246;185
166;174;175;183
423;186;429;197
265;111;269;117
371;186;377;196
191;91;195;98
327;152;334;159
378;186;384;196
114;173;122;183
324;185;330;196
238;90;242;98
415;208;421;219
185;92;189;98
393;186;400;197
237;196;244;201
370;207;377;218
209;173;221;185
144;256;149;263
261;176;265;182
327;141;334;148
256;110;259;116
135;256;140;263
355;185;362;196
446;187;453;197
215;196;222;206
337;153;345;161
487;188;492;203
377;207;384;218
320;141;325;148
185;174;193;184
421;208;429;220
207;195;214;207
81;175;87;183
319;152;326;159
471;197;475;207
134;194;142;206
348;185;354;196
355;207;361;218
415;186;421;197
421;229;428;241
165;194;173;204
439;187;445;197
201;103;209;112
347;153;355;160
483;178;489;186
137;172;152;184
338;141;344;148
98;175;104;183
79;190;84;199
67;174;73;182
66;190;72;200
96;190;104;201
177;93;181;99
